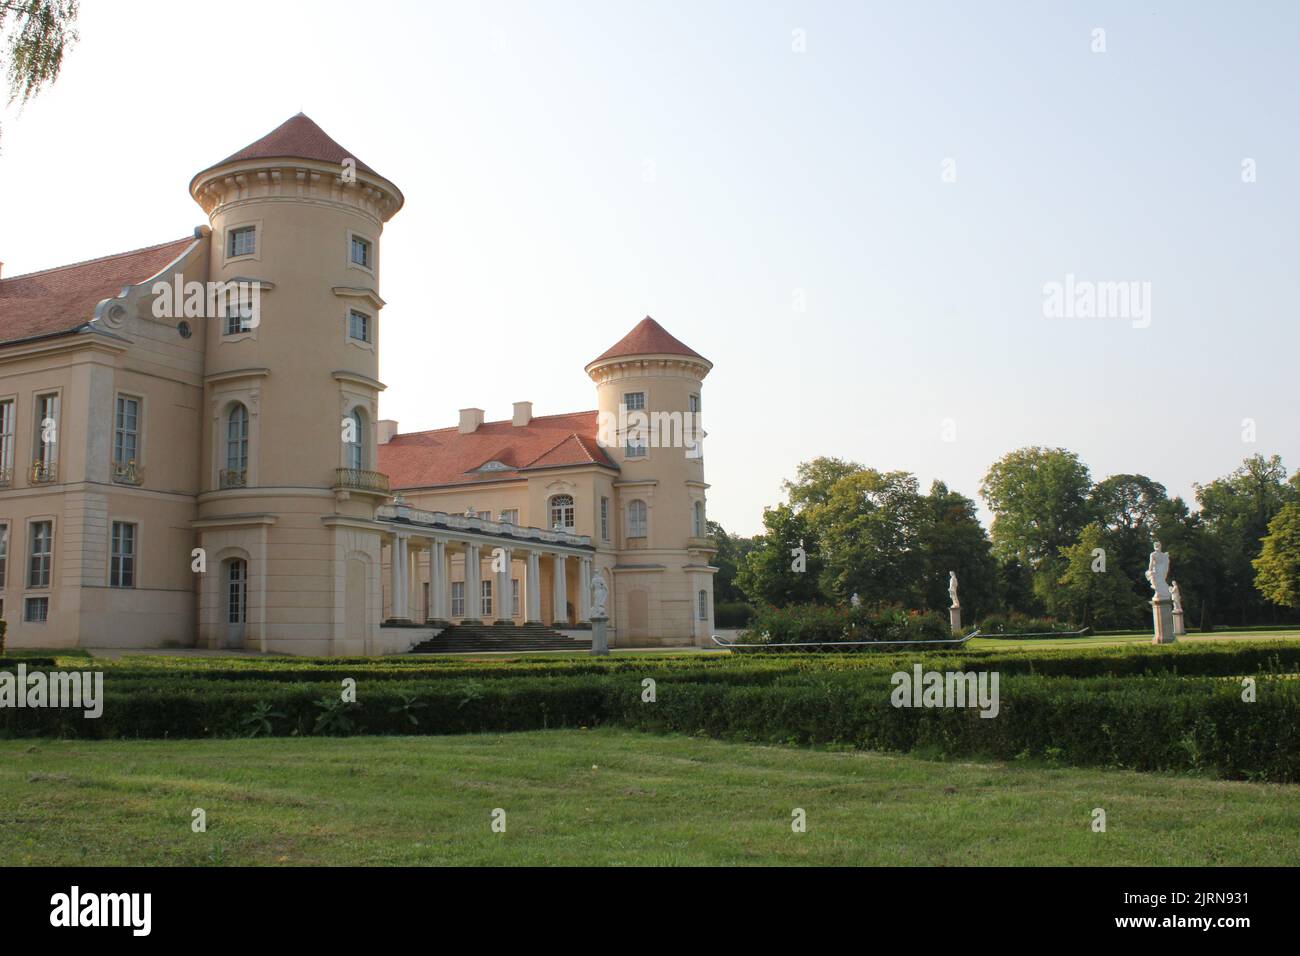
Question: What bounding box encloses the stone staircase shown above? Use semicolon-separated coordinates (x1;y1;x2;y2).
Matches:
410;623;592;654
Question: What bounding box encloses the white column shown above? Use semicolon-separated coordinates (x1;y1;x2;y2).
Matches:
391;534;409;621
552;553;568;627
578;557;592;624
494;545;513;623
432;538;448;622
525;550;542;625
464;542;482;622
408;540;421;621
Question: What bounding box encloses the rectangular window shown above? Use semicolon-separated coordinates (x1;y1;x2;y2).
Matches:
0;523;8;585
0;399;14;484
28;520;52;588
625;434;647;458
223;299;254;335
689;394;700;414
451;581;465;618
511;578;520;618
623;391;645;411
24;596;48;624
476;511;491;521
348;309;371;343
600;497;610;541
228;226;256;258
33;392;58;479
480;579;493;618
110;521;136;588
500;509;519;525
114;395;141;467
350;235;372;268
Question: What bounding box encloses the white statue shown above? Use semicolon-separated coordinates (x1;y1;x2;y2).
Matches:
948;571;960;609
1145;541;1172;600
850;593;862;608
1171;580;1183;614
591;572;608;619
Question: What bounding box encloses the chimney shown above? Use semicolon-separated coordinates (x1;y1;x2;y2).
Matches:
458;408;485;434
512;401;533;427
376;419;399;444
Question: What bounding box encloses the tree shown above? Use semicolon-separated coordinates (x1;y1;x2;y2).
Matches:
1089;473;1169;615
1254;503;1300;610
1;1;79;144
981;447;1093;611
1153;496;1218;632
918;481;999;621
815;469;925;607
981;447;1094;567
782;456;864;512
707;520;755;605
1054;523;1143;628
736;504;823;607
1195;454;1297;625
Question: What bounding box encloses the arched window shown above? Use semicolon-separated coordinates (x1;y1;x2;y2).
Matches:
549;494;575;531
697;589;708;621
224;403;248;487
346;407;365;470
627;499;647;538
693;500;705;536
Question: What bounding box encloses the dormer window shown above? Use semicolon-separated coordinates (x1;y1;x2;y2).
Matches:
228;226;256;258
475;460;510;473
350;235;372;268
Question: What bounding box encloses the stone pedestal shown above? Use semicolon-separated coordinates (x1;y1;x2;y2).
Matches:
591;616;609;656
1152;597;1177;644
1172;609;1185;637
949;606;962;635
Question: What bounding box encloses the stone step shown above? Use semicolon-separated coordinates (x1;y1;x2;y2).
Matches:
410;623;591;654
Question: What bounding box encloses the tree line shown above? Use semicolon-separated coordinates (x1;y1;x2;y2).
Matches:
710;448;1300;631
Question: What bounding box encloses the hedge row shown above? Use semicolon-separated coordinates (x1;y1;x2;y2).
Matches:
2;668;1297;781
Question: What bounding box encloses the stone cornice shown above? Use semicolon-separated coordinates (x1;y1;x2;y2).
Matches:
190;160;404;223
332;369;386;392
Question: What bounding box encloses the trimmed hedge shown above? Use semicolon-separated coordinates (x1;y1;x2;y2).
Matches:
3;655;1299;781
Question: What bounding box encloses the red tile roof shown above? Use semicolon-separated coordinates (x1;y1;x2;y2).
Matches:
590;315;708;365
0;237;194;345
378;410;617;490
193;113;381;182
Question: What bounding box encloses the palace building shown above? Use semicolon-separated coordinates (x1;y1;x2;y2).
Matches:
0;115;716;654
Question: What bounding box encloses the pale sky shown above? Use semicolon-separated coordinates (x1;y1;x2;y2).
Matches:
2;1;1296;535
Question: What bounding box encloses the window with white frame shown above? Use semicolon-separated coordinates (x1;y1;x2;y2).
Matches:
627;500;647;538
226;558;247;624
223;296;255;335
225;403;249;482
346;408;365;470
499;508;519;525
689;394;700;415
511;578;521;618
698;589;708;621
350;235;372;269
28;520;52;588
480;579;493;618
348;309;372;343
623;391;645;411
25;596;48;623
451;581;466;618
33;393;58;474
600;497;610;541
625;427;647;458
110;521;136;588
549;494;575;531
228;226;256;258
0;399;14;483
693;500;705;537
114;395;141;468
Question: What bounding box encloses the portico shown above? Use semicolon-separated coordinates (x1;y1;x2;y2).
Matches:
376;502;595;631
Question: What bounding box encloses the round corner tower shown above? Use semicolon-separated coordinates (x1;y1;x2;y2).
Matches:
188;114;404;654
585;316;716;644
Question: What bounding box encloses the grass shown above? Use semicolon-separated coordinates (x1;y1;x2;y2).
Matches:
1;728;1295;866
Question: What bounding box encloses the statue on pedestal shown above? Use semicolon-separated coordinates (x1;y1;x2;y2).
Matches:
1170;580;1183;614
591;572;608;619
1145;541;1172;600
850;593;862;609
948;571;960;609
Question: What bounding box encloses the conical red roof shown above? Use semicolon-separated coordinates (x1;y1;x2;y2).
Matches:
590;316;707;365
193;113;381;181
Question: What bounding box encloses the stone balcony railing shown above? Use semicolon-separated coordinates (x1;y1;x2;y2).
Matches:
30;461;57;484
112;460;144;486
0;466;11;488
376;502;592;548
334;468;391;494
218;468;247;489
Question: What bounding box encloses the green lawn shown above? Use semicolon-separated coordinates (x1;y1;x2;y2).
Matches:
2;729;1295;866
